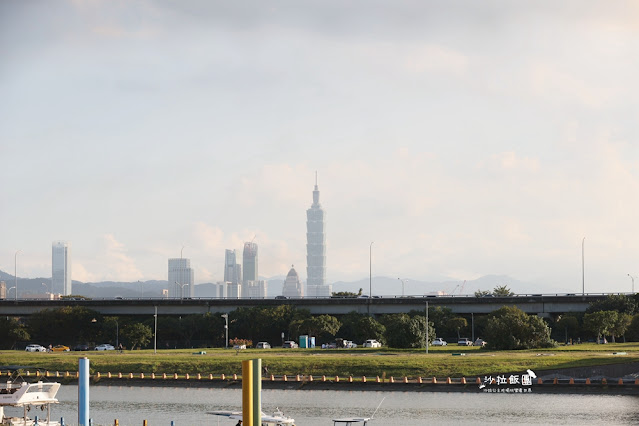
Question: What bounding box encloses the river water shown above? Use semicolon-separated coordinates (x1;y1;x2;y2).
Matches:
5;385;639;425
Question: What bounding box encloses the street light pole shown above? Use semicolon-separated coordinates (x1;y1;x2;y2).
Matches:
369;242;374;297
154;305;158;355
425;300;429;354
14;250;21;301
221;314;229;349
628;274;636;294
581;237;585;295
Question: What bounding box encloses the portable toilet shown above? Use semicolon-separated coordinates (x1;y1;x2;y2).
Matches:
309;336;316;348
299;335;309;348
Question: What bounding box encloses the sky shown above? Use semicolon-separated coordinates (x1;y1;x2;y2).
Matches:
1;1;639;294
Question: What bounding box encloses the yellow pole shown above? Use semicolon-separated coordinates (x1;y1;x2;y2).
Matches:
242;360;254;426
252;359;262;426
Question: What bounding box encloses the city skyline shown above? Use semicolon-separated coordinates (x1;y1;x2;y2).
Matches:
2;2;639;294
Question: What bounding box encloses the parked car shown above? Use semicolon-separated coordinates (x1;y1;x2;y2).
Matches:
282;341;298;348
95;344;115;351
25;344;47;352
52;345;70;352
457;338;473;346
256;342;271;349
73;344;90;351
363;339;382;348
473;338;487;347
432;338;447;346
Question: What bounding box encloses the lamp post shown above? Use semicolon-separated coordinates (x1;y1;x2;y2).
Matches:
41;282;48;299
369;242;374;297
14;250;21;301
581;237;585;295
154;306;158;354
175;281;187;299
425;300;429;354
8;286;16;298
398;278;407;297
628;274;636;294
221;314;229;349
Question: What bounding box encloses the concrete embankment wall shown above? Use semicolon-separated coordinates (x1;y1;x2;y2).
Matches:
11;368;638;394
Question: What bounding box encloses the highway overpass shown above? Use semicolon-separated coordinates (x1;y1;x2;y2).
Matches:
0;293;612;318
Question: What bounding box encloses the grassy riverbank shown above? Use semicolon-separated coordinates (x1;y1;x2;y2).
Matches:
4;343;639;378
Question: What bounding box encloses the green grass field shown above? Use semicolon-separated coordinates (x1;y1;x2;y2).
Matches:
3;343;638;378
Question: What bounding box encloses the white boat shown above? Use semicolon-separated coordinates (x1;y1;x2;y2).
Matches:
332;418;371;425
0;366;61;426
209;408;295;425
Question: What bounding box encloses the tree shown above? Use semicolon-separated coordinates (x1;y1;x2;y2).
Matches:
583;311;617;342
627;314;639;342
447;317;468;339
122;323;152;349
475;286;514;297
381;314;435;348
290;315;341;342
611;313;632;343
332;291;359;298
427;306;455;338
27;306;102;345
492;285;514;296
587;295;636;315
0;317;30;349
338;312;385;344
483;306;555;349
554;315;580;343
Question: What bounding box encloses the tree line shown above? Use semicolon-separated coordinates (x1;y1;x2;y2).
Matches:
2;293;638;351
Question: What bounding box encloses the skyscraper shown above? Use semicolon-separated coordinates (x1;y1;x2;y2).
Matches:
282;265;303;298
306;175;331;297
52;241;72;295
243;242;258;284
168;258;194;298
224;249;241;285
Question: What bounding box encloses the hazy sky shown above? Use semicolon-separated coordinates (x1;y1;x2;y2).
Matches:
2;1;638;293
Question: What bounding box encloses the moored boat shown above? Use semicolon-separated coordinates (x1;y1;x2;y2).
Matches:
208;407;295;425
0;366;61;426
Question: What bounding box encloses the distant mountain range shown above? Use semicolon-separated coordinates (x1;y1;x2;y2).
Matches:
0;270;566;298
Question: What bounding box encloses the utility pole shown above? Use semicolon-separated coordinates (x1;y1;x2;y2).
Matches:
425;301;429;354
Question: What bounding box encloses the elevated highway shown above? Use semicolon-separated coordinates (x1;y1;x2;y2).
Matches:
0;294;611;318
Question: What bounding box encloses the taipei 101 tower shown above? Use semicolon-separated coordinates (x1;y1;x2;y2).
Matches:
306;173;331;297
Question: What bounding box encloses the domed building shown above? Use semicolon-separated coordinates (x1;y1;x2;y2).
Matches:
282;265;304;298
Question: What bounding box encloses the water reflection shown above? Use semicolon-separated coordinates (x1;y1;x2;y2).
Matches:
5;385;637;425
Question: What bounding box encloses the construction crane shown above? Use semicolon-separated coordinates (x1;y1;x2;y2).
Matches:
449;280;467;295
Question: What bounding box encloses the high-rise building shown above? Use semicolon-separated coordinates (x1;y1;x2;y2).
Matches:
0;281;6;299
282;265;304;298
227;281;242;299
245;280;267;298
215;282;228;298
168;258;194;298
243;242;258;284
52;241;72;296
306;175;331;297
224;249;242;285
